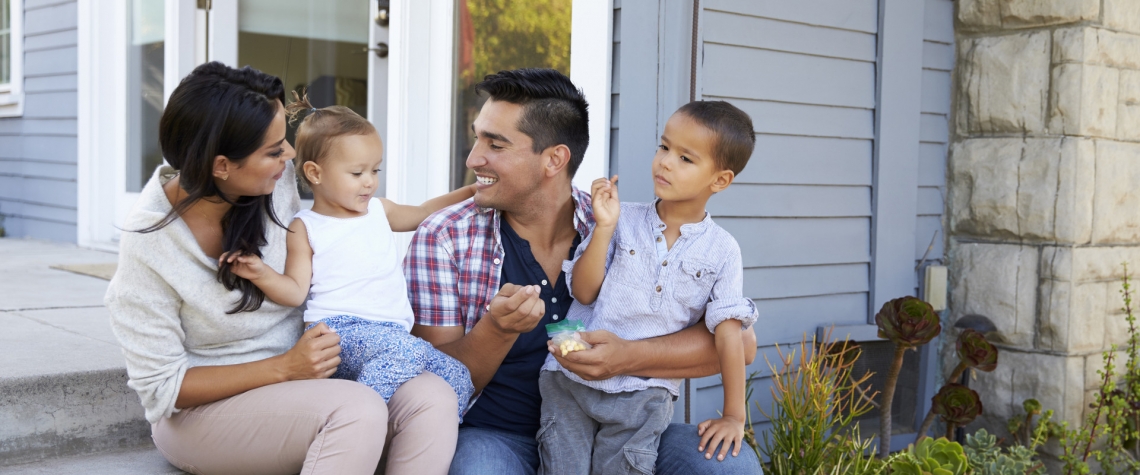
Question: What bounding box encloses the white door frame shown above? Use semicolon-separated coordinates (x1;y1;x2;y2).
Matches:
77;0;125;250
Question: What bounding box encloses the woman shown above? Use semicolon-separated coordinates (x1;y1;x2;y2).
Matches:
105;62;458;474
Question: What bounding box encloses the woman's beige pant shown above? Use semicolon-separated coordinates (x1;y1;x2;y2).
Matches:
152;373;459;475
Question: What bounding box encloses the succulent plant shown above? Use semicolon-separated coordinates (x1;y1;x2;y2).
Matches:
1022;398;1041;416
956;329;998;372
891;437;970;475
876;296;941;347
964;428;1001;467
965;429;1045;475
875;296;942;457
933;383;984;426
918;329;1001;440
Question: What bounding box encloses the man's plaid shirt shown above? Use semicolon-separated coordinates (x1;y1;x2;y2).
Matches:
404;188;594;332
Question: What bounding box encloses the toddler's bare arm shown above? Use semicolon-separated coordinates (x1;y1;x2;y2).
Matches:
221;219;313;307
381;184;477;232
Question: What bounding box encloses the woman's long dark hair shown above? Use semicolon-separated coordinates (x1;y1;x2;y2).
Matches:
138;61;287;314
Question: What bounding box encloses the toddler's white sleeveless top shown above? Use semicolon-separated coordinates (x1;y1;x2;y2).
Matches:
294;198;414;330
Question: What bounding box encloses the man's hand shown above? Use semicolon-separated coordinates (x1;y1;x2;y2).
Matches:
547;329;631;380
590;175;620;229
486;283;546;335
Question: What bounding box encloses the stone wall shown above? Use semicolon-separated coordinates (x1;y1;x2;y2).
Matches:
948;0;1140;437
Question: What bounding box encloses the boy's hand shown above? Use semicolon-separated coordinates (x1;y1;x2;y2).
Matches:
590;175;620;229
697;415;745;461
220;251;268;282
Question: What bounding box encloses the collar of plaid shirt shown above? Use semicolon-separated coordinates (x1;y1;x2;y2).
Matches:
404;187;594;333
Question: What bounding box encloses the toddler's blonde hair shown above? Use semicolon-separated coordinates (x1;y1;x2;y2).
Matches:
285;91;377;191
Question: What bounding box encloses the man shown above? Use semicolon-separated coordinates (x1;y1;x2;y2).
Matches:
406;68;761;475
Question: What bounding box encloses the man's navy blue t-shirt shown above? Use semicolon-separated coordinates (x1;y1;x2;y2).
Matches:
460;217;581;437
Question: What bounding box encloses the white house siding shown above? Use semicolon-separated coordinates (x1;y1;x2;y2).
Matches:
0;0;78;242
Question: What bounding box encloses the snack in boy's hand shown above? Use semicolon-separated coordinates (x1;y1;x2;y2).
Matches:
546;319;592;356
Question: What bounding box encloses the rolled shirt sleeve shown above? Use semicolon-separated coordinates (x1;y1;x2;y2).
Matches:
704;244;758;334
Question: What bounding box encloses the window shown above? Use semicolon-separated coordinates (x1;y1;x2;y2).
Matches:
125;0;164;192
450;0;571;190
0;0;23;117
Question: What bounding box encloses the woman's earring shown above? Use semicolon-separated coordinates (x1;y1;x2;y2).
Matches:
222;175;229;181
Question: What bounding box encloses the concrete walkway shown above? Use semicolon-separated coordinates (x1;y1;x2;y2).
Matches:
0;238;182;473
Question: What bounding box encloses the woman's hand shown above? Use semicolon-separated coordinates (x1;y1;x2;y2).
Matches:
220;251;268;282
279;323;342;380
697;415;745;461
590;175;620;230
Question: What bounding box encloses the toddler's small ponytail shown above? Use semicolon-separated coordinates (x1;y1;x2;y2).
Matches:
285;90;317;125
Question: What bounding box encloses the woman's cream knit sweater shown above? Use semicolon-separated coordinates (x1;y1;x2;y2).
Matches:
105;163;302;424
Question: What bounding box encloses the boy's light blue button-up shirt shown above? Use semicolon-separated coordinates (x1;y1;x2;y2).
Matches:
541;201;758;396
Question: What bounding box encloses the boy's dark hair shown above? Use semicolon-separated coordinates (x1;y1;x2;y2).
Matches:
675;101;756;175
475;69;589;177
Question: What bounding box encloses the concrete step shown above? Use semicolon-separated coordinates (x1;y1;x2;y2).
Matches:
0;239;150;466
0;443;186;474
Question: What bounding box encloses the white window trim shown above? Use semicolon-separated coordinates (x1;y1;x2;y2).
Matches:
0;0;24;118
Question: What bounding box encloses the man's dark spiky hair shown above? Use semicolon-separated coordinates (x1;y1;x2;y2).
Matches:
476;68;590;177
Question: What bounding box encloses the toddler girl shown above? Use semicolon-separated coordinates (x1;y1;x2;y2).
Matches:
223;93;476;419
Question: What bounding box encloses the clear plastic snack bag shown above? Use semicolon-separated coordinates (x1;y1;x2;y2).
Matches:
546;319;593;356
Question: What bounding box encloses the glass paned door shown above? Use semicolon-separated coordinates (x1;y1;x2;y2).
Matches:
450;0;571;190
236;0;372;199
126;0;166;192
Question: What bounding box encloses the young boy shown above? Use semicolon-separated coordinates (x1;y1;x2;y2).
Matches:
537;101;758;475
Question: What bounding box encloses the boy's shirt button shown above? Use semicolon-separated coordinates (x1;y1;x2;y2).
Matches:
656;285;662;292
662;261;668;267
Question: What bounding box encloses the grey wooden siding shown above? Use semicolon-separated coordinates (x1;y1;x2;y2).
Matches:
703;0;878;347
916;0;952;274
610;1;620;174
690;0;881;427
644;0;952;434
0;0;78;242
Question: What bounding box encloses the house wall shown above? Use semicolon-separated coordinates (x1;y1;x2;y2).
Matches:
0;0;78;242
917;0;953;275
609;0;953;437
948;0;1140;445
